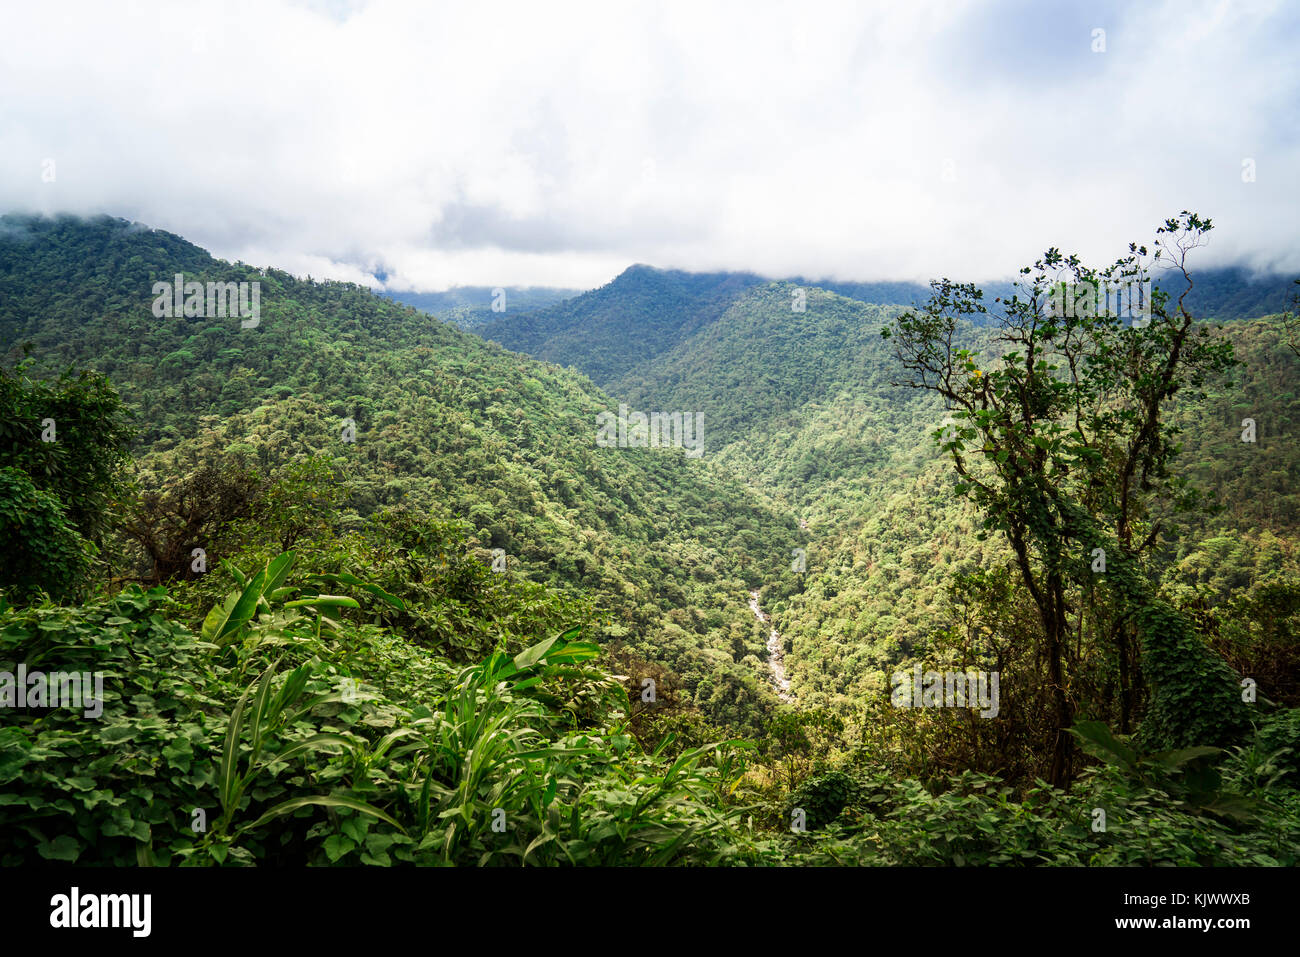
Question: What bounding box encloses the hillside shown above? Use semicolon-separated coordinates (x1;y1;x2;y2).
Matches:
6;215;1294;717
476;265;767;386
0;213;798;733
383;286;583;332
473;269;1300;711
468;265;1298;402
3;213;1298;872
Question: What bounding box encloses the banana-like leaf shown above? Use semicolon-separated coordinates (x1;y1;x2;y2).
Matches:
283;595;361;609
263;552;296;595
307;573;406;611
1068;719;1138;772
207;568;268;646
200;591;239;644
510;635;561;673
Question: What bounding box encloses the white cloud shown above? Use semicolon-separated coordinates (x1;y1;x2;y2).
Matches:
1;0;1296;290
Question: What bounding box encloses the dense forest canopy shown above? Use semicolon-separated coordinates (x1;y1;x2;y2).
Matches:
473;262;1300;390
2;211;1298;868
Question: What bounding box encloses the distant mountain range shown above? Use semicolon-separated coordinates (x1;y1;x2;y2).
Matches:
381;286;582;330
392;264;1297;376
445;264;1292;393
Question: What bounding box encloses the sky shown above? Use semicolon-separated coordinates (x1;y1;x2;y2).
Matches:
2;0;1297;292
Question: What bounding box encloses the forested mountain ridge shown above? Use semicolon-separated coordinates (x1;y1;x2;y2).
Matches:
613;283;911;450
0;213;798;732
3;214;1294;720
469;263;1299;396
2;212;1298;869
550;276;1300;713
476;265;768;387
383;286;583;332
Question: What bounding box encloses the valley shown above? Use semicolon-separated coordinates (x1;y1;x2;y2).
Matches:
2;212;1298;868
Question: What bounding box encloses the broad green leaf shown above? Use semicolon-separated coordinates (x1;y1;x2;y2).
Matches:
241;794;407;835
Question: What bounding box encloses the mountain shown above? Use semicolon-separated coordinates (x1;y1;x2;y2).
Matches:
3;213;1298;869
472;267;1300;709
472;264;1298;401
382;286;583;332
782;270;1297;320
475;265;768;385
0;213;798;733
8;217;1292;716
1153;265;1299;321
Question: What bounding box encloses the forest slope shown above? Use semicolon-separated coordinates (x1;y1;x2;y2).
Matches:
0;213;798;731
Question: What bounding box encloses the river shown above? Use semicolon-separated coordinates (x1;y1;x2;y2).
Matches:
748;590;793;702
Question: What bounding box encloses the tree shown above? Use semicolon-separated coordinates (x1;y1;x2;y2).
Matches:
117;455;265;584
0;355;134;541
884;212;1248;785
1282;279;1300;360
0;357;134;600
0;468;91;602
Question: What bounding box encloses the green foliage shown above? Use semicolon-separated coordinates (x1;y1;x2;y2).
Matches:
1068;720;1259;822
776;765;1299;866
3;213;1298;867
1252;709;1300;788
884;214;1251;775
481;265;765;389
0;214;795;727
0;467;92;603
0;552;757;866
787;770;859;830
0;358;133;600
0;586;225;865
0;357;134;541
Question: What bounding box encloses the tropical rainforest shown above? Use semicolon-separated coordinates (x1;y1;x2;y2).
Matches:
1;211;1298;867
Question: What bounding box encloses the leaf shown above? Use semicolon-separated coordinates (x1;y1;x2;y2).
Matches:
38;835;81;862
211;569;268;645
268;733;355;767
265;663;312;724
1068;720;1138;772
284;595;361;610
1150;746;1220;770
262;552;297;595
239;794;407;835
219;671;261;817
200;591;239;644
309;573;406;611
511;635;560;673
323;834;356;862
247;659;281;762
